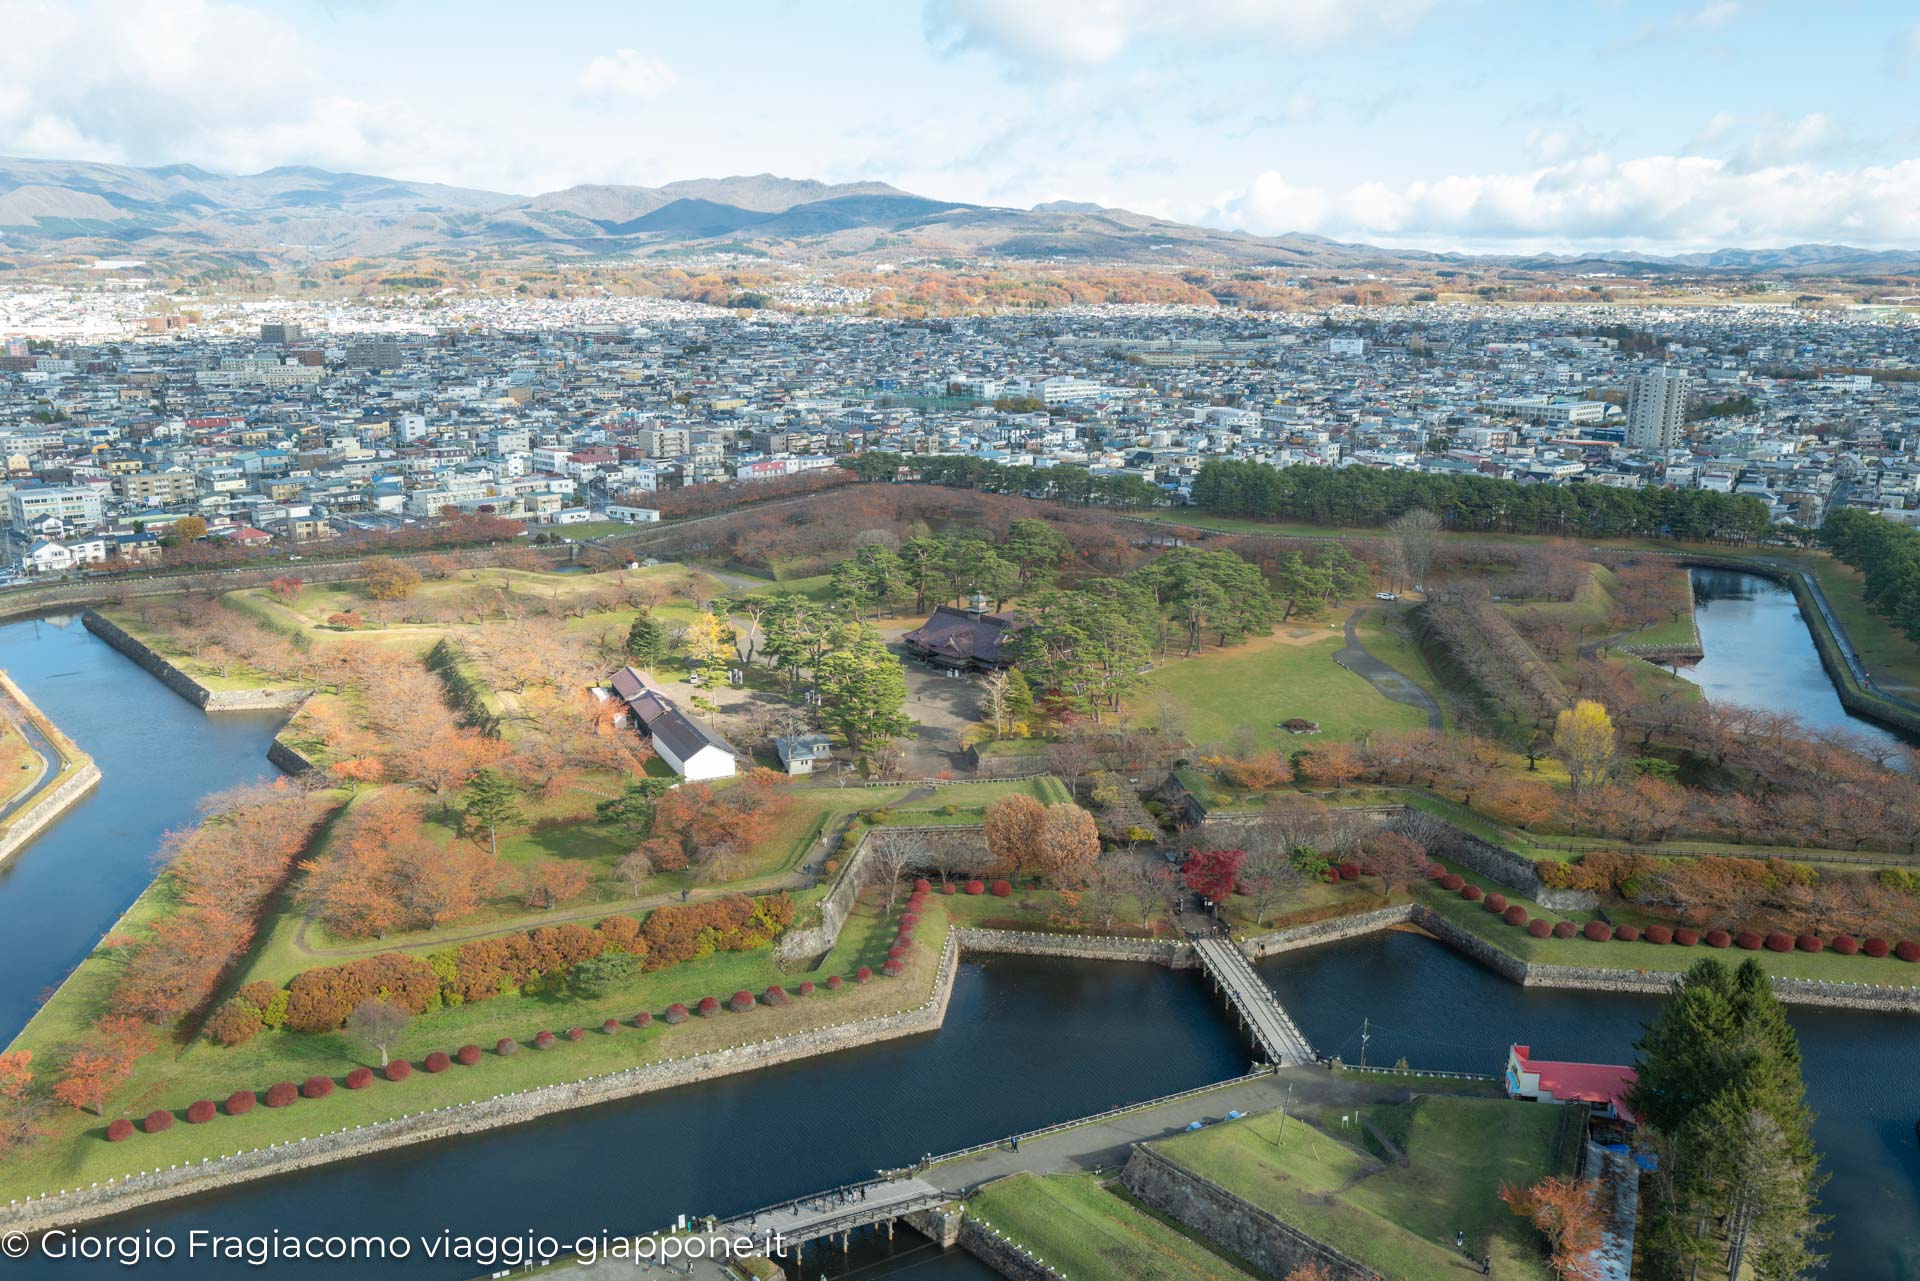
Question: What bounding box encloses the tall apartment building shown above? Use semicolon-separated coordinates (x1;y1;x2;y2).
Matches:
1626;365;1689;450
346;339;403;371
259;323;305;345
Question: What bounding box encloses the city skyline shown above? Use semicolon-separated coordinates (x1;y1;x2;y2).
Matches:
1;0;1916;253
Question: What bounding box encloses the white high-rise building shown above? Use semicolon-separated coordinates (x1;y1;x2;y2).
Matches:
1626;365;1689;450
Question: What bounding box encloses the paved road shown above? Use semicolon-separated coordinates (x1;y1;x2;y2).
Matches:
1334;607;1443;730
0;683;56;823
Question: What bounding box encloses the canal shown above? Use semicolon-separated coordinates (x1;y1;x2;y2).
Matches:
1683;566;1912;750
1261;931;1920;1281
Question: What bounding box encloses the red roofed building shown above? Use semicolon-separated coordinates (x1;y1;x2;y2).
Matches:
1505;1044;1638;1125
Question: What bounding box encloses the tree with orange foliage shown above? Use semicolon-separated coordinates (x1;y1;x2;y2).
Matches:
1486;779;1556;830
1360;831;1430;898
520;859;595;909
1208;747;1294;791
411;726;509;807
1500;1176;1605;1281
0;1050;30;1100
1294;741;1364;788
1284;1264;1339;1281
983;793;1046;877
52;1042;136;1116
1034;803;1101;886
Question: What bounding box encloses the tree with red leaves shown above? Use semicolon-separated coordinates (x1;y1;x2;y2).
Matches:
1183;848;1246;904
1500;1176;1605;1280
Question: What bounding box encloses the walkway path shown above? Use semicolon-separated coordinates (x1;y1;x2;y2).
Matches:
1192;937;1315;1065
0;680;56;823
1335;608;1442;730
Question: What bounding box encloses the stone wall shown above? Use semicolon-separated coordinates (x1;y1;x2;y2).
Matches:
955;927;1194;968
1241;903;1416;959
265;737;318;776
1;934;963;1236
957;1217;1066;1281
777;826;995;965
80;610;309;712
0;671;101;868
1121;1145;1377;1281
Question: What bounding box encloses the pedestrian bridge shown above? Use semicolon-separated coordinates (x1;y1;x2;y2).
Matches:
1192;936;1315;1065
710;1175;944;1247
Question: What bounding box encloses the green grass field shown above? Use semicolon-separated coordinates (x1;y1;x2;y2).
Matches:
1154;1098;1557;1280
1794;554;1920;695
1136;627;1428;749
969;1172;1259;1281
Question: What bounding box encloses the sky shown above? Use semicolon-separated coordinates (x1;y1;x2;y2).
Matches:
2;0;1917;253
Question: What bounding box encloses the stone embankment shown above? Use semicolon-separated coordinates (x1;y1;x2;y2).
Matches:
956;1216;1068;1281
0;672;100;869
80;610;309;712
1121;1144;1376;1281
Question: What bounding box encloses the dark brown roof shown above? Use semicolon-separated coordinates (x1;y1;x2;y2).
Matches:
902;605;1024;665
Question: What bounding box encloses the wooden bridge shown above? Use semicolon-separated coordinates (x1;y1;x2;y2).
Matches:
1192;936;1315;1065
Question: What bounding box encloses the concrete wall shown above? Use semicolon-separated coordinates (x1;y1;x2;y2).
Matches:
954;927;1194;968
1242;903;1416;959
1121;1144;1378;1281
80;610;309;712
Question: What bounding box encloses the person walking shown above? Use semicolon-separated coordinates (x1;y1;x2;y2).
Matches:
1455;1229;1465;1251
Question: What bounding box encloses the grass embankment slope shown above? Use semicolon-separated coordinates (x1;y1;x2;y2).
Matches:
970;1172;1260;1281
0;887;949;1202
1153;1097;1558;1280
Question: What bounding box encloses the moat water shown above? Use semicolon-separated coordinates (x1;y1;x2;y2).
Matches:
1;595;1916;1279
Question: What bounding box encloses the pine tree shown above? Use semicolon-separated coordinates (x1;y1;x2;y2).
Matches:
625;613;665;667
462;769;523;859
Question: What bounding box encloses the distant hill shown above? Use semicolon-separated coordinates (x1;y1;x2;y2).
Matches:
0;153;1914;277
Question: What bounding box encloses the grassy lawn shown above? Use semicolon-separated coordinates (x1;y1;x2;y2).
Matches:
1137;627;1427;749
93;605;300;692
0;889;946;1202
1154;1098;1557;1280
968;1172;1259;1281
1794;553;1920;695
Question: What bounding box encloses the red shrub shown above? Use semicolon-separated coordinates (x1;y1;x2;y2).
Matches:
728;990;755;1014
965;880;985;895
534;1030;557;1048
1552;922;1576;939
1897;941;1920;963
1864;937;1890;958
301;1075;333;1099
632;1012;654;1029
663;1004;689;1025
991;880;1014;897
384;1060;410;1082
1426;863;1447;879
284;951;440;1033
456;1044;481;1065
497;1037;521;1055
346;1067;374;1089
1706;930;1732;948
1644;925;1673;945
185;1100;216;1125
1326;866;1342;882
1795;934;1822;954
882;960;904;977
424;1051;452;1072
1528;919;1552;938
1484;894;1508;913
1764;931;1794;953
1831;935;1859;955
695;997;720;1018
264;1082;298;1108
913;878;931;893
854;967;873;983
226;1090;256;1115
601;1019;621;1034
1615;924;1641;942
825;975;844;991
765;986;790;1006
142;1109;174;1134
1502;905;1528;926
796;981;815;997
1439;874;1465;891
901;913;921;927
106;1118;134;1142
941;883;957;895
1674;928;1700;947
566;1027;585;1042
1583;921;1613;942
1337;861;1360;881
1735;931;1763;951
1461;884;1483;902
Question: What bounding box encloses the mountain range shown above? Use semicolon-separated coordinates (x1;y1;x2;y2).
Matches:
1;155;1916;277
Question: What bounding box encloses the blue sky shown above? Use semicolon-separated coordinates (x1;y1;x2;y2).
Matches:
3;0;1917;250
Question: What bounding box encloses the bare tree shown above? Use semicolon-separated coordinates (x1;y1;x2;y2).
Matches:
864;839;915;912
1387;508;1443;591
347;999;411;1069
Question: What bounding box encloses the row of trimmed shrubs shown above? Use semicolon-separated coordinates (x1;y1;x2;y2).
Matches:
936;880;1012;897
107;883;939;1142
1427;865;1920;961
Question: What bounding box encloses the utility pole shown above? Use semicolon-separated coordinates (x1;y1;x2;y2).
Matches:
1360;1017;1370;1071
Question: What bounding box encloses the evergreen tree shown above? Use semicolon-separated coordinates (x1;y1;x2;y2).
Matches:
625;613;666;667
462;769;523;859
815;624;914;756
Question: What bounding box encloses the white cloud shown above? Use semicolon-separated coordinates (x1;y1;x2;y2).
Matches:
923;0;1431;66
578;49;679;100
1210;153;1920;250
